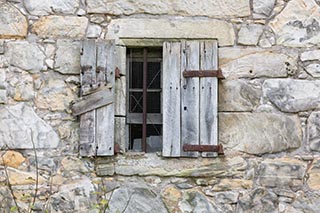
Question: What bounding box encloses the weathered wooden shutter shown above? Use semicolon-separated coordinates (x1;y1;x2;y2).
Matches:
72;39;115;157
163;40;219;157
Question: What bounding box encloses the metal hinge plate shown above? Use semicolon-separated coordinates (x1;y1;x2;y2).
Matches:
183;69;225;79
183;144;224;155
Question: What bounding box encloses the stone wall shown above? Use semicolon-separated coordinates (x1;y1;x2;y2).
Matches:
0;0;320;212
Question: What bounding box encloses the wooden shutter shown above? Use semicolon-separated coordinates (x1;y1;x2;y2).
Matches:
72;39;115;157
163;40;218;157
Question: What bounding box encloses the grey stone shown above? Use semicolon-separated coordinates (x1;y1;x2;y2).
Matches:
237;188;278;213
204;191;239;204
0;40;4;54
109;185;167;213
0;103;59;149
301;49;320;61
220;50;295;79
0;2;28;39
0;89;6;103
258;27;276;48
305;63;320;77
256;158;306;188
0;68;5;89
7;71;34;101
307;112;320;151
87;0;250;18
55;40;80;74
270;0;320;47
285;192;320;212
32;16;88;39
263;79;320;112
253;0;276;18
238;24;264;45
5;41;45;73
24;0;79;15
219;113;302;155
86;24;102;38
219;79;262;112
106;18;235;46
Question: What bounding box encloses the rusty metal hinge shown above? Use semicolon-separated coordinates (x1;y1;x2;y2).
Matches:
183;69;225;79
183;144;224;155
115;67;125;79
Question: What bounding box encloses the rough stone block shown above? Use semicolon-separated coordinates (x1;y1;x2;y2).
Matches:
86;24;102;38
106;18;235;46
0;89;7;103
263;79;320;112
32;16;88;39
253;0;276;18
308;112;320;152
0;40;4;54
305;63;320;77
87;0;250;18
301;49;320;61
238;24;264;45
219;113;302;155
308;158;320;190
270;0;320;47
0;2;27;39
5;41;45;73
55;40;80;74
0;103;60;149
24;0;79;15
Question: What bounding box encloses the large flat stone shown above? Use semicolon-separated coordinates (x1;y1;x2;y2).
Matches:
307;112;320;152
25;0;79;15
218;79;262;112
270;0;320;47
87;0;250;18
238;24;264;45
5;41;45;73
219;113;302;155
0;2;27;39
0;103;59;149
55;40;80;74
263;79;320;112
301;49;320;61
253;0;276;18
32;16;88;39
106;18;235;46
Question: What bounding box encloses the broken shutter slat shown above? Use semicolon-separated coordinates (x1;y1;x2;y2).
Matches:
162;42;181;157
200;40;218;157
96;40;115;156
181;41;200;157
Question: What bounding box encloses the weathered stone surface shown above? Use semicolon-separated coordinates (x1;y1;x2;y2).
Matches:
32;16;88;39
237;188;278;213
60;156;92;173
86;24;102;38
253;0;276;18
238;24;264;45
0;151;25;168
219;79;262;112
0;40;4;54
0;2;28;39
270;0;320;47
161;186;182;213
87;0;250;18
1;167;46;185
305;63;320;77
258;27;276;48
5;41;45;73
308;158;320;190
207;179;253;191
55;40;80;74
0;89;6;103
24;0;79;15
220;50;296;79
106;18;235;46
256;158;306;188
285;192;320;212
301;49;320;61
0;103;59;149
35;78;76;111
7;71;34;101
219;113;302;155
109;183;167;213
308;112;320;151
205;191;239;204
263;79;320;112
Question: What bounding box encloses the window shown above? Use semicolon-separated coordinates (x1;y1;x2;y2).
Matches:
127;48;163;153
73;39;222;158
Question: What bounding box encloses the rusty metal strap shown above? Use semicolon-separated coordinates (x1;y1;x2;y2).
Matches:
183;144;224;155
183;69;225;79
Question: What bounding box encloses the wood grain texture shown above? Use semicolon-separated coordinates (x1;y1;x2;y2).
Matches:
79;110;96;156
200;40;218;157
80;40;96;95
181;41;200;157
115;45;126;116
96;41;108;85
162;42;181;157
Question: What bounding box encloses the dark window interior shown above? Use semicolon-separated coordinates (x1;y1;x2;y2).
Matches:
127;48;162;152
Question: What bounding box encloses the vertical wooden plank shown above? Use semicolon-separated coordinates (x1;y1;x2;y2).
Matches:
96;40;115;156
115;117;126;152
96;41;107;86
115;45;127;116
200;40;218;157
181;41;200;157
162;42;181;157
79;40;97;157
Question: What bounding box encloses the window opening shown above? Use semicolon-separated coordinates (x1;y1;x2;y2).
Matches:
127;48;162;153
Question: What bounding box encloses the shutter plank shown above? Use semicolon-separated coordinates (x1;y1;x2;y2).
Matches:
96;40;115;156
200;40;218;157
163;42;181;157
115;46;127;116
79;110;96;156
81;40;96;95
96;41;107;85
181;41;200;157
